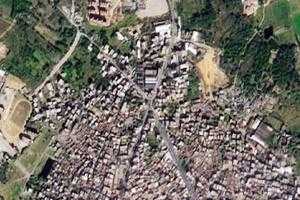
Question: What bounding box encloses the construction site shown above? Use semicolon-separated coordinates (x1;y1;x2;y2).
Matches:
196;46;229;98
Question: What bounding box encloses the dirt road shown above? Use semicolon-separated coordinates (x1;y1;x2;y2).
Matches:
0;19;16;40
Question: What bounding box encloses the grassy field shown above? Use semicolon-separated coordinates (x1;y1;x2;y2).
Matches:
264;0;291;30
255;0;300;43
290;0;300;36
0;0;12;19
0;127;54;200
17;127;53;171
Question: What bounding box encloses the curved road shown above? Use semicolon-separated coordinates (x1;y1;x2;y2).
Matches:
33;30;82;95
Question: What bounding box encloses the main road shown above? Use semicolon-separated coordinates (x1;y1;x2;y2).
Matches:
149;0;196;198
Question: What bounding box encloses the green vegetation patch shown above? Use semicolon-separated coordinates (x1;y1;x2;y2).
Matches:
17;127;53;171
292;14;300;35
0;20;60;87
146;133;159;151
187;70;200;101
0;125;54;200
0;18;9;35
0;162;8;184
276;29;297;44
263;0;291;30
220;14;254;66
0;164;26;200
277;103;300;134
0;0;31;18
176;0;216;30
62;38;109;91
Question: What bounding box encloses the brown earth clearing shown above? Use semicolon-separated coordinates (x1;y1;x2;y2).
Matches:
0;42;9;61
196;47;229;98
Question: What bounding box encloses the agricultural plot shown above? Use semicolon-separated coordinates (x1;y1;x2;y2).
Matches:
256;0;300;44
34;23;58;45
0;21;59;88
0;18;9;36
0;0;12;19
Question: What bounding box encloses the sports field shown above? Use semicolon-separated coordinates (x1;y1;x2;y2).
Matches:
0;75;31;144
10;100;31;127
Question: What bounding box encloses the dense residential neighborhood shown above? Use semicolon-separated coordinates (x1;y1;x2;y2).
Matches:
0;0;300;199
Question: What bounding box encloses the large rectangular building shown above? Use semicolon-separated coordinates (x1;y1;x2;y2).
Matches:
87;0;123;27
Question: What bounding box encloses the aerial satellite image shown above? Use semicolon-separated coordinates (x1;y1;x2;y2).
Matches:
0;0;299;199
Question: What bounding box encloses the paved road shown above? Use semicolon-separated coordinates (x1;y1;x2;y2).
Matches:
70;1;196;197
33;30;82;95
149;0;196;198
153;111;196;196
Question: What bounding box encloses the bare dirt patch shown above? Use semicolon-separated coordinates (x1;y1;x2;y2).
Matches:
5;74;26;90
196;47;229;97
0;42;9;62
137;0;169;18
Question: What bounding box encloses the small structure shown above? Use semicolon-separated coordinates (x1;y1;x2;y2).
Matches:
122;0;137;12
249;117;274;148
242;0;259;16
155;23;171;38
